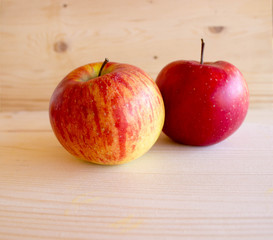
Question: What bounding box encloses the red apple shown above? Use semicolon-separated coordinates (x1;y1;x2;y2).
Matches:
49;59;165;165
156;40;249;146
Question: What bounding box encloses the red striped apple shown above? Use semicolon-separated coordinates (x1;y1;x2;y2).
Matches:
156;40;249;146
49;59;164;165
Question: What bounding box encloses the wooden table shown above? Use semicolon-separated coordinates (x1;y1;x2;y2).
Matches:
0;108;273;239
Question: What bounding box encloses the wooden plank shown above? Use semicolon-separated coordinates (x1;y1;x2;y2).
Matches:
0;0;272;111
0;109;273;239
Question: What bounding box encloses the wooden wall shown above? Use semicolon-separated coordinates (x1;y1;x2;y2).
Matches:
0;0;272;111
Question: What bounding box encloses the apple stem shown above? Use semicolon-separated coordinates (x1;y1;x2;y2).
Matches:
98;58;109;77
200;39;205;64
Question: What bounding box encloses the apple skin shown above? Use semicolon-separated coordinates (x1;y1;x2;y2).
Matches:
156;60;249;146
49;61;165;165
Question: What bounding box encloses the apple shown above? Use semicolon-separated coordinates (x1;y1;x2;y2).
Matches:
49;59;165;165
156;39;249;146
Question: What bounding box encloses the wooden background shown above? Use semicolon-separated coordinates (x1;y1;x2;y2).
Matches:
1;1;273;239
0;0;272;111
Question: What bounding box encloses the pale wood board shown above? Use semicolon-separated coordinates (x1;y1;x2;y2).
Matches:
0;0;273;111
0;109;273;239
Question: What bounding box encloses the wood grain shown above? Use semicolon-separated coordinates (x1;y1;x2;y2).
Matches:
0;0;272;111
0;109;273;239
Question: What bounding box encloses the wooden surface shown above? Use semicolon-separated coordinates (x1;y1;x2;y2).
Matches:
1;0;273;239
0;0;273;111
1;109;273;239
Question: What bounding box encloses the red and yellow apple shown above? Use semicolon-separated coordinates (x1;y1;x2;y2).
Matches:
49;59;165;165
156;40;249;146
